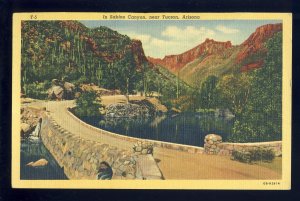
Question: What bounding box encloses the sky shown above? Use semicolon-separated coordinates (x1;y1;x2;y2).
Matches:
81;20;281;58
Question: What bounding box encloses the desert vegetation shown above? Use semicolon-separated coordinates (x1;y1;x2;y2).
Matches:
21;21;282;143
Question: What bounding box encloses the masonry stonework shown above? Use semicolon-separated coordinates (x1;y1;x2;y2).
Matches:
40;114;137;180
204;134;282;157
28;105;282;180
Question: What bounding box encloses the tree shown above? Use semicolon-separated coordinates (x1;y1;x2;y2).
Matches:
229;32;282;142
176;71;180;99
74;91;102;117
217;73;252;116
114;51;140;103
198;75;219;110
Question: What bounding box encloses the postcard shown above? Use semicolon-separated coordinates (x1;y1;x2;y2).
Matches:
12;12;292;189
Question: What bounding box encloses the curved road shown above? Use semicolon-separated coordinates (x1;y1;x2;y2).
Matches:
27;98;281;180
33;99;133;150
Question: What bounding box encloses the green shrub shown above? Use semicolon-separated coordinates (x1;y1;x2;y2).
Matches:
74;91;102;117
231;148;275;163
25;81;50;99
249;148;275;162
74;75;90;86
231;150;251;163
160;98;173;111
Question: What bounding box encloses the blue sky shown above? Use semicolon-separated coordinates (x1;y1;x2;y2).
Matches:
81;20;281;58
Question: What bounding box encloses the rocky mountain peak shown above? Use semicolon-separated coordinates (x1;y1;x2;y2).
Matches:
237;23;282;63
148;39;233;72
242;23;282;47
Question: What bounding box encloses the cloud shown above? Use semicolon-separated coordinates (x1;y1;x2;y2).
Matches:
215;25;239;34
162;26;215;40
127;33;151;43
126;32;166;49
126;32;167;57
126;26;216;58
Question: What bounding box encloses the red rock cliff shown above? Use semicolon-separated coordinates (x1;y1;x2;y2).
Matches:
131;39;152;70
237;23;282;63
148;39;232;72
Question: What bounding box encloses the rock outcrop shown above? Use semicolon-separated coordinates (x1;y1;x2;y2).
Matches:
214;108;235;119
59;22;150;68
147;39;232;72
22;21;151;69
21;107;44;137
48;85;64;100
237;23;282;63
21;123;31;136
148;23;282;86
105;98;165;118
47;79;75;100
63;81;76;99
144;98;168;113
131;39;153;70
105;103;152;118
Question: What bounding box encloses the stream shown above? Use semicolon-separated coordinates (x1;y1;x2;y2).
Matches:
20;122;68;180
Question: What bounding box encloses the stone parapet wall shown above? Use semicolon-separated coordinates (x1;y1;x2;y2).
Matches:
218;141;282;156
204;134;282;156
67;107;204;154
40;114;137;180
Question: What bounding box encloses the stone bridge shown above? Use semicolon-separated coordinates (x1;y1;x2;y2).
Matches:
26;100;282;180
36;101;166;180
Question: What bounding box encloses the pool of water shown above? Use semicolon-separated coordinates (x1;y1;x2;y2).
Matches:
20;139;68;180
80;113;235;147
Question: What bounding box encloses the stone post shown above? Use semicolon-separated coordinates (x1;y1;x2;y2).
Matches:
204;134;222;155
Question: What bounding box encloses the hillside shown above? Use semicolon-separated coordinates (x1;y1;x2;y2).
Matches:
147;23;282;86
21;20;190;102
21;20;151;90
147;39;233;72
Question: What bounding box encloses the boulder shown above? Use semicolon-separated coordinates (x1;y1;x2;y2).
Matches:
48;79;76;100
146;98;168;113
63;82;75;99
20;123;33;137
20;107;43;137
170;107;181;114
52;79;60;86
215;108;235;119
21;123;31;133
26;158;48;167
48;85;64;100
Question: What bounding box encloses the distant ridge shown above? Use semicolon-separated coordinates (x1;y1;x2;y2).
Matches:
147;23;282;85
